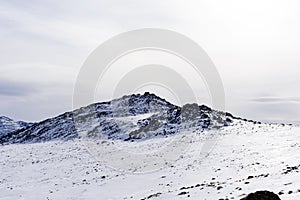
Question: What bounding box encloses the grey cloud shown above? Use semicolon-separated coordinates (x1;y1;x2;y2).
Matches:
0;79;37;97
252;97;300;103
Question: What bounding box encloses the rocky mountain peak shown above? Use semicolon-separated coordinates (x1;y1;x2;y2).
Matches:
0;93;240;144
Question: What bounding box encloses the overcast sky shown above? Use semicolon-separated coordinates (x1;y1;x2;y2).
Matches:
0;0;300;124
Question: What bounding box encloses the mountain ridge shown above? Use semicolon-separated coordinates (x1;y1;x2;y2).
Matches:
0;92;257;145
0;116;32;136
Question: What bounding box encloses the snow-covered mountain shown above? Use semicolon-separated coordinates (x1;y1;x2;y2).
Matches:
1;93;299;199
0;92;243;145
0;116;32;136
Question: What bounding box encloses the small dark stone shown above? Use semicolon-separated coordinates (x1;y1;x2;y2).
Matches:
178;191;188;195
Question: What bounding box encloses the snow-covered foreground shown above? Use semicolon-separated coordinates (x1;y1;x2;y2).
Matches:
0;122;299;200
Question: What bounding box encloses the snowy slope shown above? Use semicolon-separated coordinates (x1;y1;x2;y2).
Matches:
0;122;299;199
0;116;32;136
0;93;299;199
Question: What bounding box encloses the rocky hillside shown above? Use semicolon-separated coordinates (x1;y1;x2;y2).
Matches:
0;92;247;145
0;116;32;136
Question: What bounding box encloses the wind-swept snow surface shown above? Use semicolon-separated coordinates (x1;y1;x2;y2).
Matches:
1;122;299;199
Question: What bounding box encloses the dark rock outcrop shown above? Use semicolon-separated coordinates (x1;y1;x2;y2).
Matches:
241;191;281;200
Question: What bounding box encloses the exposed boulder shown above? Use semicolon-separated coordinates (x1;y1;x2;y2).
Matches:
241;190;281;200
